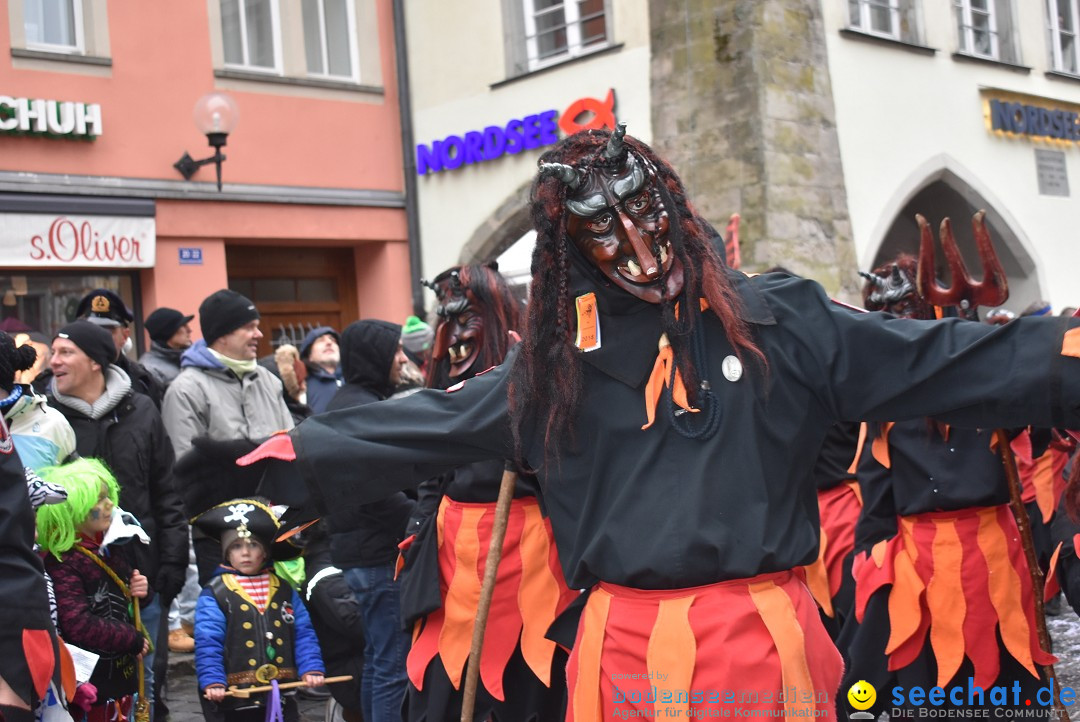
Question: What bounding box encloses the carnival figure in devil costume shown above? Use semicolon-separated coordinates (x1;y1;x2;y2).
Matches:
397;263;576;721
242;126;1080;720
838;230;1056;718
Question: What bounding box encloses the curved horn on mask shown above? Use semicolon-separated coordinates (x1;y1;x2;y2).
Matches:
537;162;582;189
858;271;887;289
603;121;627;160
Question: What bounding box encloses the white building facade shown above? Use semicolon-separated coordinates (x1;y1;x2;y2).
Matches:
404;0;1080;313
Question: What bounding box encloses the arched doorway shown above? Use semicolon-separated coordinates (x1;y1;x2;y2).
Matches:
457;180;535;300
869;163;1043;317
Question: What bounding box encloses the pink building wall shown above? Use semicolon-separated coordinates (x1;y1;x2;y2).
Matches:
0;0;411;335
0;2;405;190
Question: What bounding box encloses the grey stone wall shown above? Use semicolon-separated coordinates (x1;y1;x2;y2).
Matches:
648;0;860;297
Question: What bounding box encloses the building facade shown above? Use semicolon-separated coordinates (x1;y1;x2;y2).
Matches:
1;0;412;356
406;0;1079;314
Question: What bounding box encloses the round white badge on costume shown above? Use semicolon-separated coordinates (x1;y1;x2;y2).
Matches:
722;355;742;382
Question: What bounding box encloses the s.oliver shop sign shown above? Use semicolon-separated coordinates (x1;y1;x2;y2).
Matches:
416;88;616;175
0;214;155;268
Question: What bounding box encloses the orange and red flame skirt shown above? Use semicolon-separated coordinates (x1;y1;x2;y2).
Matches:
406;496;577;721
802;480;862;620
566;570;843;721
850;504;1055;694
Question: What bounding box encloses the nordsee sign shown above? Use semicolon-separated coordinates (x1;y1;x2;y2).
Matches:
416;89;616;176
984;91;1080;144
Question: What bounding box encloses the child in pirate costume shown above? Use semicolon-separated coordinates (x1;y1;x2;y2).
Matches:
36;459;152;722
242;126;1080;720
399;263;577;722
838;254;1055;717
192;499;324;722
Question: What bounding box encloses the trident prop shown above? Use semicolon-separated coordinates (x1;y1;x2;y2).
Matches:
918;210;1066;721
916;210;1007;320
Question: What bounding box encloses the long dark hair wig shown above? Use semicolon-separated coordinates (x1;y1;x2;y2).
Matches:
426;263;522;390
508;129;765;461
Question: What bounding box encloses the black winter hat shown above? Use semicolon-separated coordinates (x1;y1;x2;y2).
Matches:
144;308;194;345
199;290;260;346
0;331;37;390
75;288;133;328
54;321;117;369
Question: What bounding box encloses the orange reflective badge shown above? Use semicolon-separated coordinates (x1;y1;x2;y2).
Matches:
574;293;601;352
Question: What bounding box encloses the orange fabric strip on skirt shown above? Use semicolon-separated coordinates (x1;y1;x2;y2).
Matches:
406;496;576;699
566;570;843;721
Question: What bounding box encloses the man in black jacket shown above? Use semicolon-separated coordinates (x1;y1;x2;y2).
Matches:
45;320;187;716
324;319;413;722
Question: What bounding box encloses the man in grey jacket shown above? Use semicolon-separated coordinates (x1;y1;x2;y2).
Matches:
163;289;293;464
139;307;194;388
160;289;293;667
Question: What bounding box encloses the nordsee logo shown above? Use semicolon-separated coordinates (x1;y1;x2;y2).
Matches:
415;89;616;175
988;98;1080;142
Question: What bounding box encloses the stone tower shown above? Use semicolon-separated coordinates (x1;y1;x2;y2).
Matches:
649;0;860;297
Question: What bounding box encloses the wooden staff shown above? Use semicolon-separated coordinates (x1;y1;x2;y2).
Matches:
132;601;150;722
224;675;353;699
995;430;1069;722
460;468;518;722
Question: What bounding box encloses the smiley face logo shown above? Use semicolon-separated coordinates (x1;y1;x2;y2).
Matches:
847;680;876;711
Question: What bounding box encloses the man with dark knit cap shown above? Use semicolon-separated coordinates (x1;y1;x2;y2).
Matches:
140;307;195;388
163;290;293;465
162;291;293;571
45;320;187;718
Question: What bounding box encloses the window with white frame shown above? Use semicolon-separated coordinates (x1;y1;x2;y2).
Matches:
523;0;608;71
221;0;281;73
955;0;1020;63
301;0;359;81
955;0;998;57
848;0;920;43
1049;0;1080;74
23;0;82;52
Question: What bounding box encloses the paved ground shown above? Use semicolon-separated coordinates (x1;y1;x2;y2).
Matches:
160;603;1080;722
161;652;329;722
1046;596;1080;690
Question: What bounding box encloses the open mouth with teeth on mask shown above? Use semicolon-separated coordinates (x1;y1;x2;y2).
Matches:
446;339;479;378
616;239;673;284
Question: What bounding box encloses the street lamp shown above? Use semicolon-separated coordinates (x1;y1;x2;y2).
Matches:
173;92;240;192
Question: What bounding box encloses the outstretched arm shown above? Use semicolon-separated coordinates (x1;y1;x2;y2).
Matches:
243;356;517;516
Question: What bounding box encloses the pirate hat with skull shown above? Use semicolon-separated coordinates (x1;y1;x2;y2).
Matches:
192;498;283;557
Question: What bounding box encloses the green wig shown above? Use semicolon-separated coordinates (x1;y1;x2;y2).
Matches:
36;458;120;559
